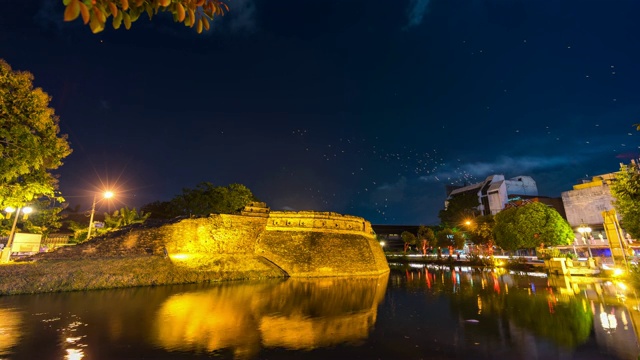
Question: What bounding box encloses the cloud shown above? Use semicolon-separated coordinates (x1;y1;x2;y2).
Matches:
404;0;431;29
227;0;258;32
371;177;408;203
34;0;65;32
419;155;579;183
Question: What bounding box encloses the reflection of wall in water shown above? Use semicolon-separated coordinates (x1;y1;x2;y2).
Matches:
152;274;389;356
0;309;21;356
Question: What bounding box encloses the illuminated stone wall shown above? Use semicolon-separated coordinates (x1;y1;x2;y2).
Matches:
260;211;387;277
30;208;388;279
159;210;388;277
161;215;267;256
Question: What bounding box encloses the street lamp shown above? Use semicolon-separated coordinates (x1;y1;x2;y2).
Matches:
578;225;593;258
86;191;114;240
1;206;34;263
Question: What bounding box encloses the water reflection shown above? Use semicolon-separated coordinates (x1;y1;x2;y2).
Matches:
393;263;640;359
3;267;640;359
152;274;389;357
0;308;22;356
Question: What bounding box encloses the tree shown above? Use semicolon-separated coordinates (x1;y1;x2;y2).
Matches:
611;161;640;239
141;182;257;219
401;231;417;253
21;199;65;238
467;215;495;251
141;200;181;219
437;228;465;251
438;191;480;227
104;207;150;229
417;225;435;255
63;0;228;34
0;60;72;211
178;182;256;216
452;230;466;250
493;202;573;251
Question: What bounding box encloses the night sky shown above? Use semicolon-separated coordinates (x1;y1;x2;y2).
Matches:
2;0;639;225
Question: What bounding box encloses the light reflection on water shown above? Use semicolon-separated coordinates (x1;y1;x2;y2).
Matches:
0;267;639;359
152;276;388;358
0;308;22;356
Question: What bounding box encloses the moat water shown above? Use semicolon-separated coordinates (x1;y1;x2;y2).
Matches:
1;264;639;359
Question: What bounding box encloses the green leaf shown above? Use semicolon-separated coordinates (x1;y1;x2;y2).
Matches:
63;0;80;22
113;10;123;29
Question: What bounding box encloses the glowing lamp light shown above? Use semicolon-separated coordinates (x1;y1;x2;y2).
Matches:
170;254;190;260
4;206;15;214
87;190;115;240
577;226;592;234
379;241;385;247
613;268;624;277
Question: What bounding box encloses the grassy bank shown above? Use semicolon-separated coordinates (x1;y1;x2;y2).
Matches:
0;255;286;295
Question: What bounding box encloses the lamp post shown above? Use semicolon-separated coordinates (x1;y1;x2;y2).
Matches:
86;191;114;240
578;225;593;258
1;206;33;263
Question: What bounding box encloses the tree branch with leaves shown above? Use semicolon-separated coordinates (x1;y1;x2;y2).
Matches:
63;0;229;34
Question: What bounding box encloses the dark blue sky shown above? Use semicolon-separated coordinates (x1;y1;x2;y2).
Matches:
2;0;639;225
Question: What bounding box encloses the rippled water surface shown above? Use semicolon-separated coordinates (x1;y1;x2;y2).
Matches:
1;265;639;359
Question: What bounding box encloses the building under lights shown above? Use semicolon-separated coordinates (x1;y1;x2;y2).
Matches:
445;174;541;216
561;167;636;246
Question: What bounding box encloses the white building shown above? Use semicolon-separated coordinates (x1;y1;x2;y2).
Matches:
561;173;617;229
446;175;539;216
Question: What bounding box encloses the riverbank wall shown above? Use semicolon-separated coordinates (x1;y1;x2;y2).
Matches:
0;208;388;295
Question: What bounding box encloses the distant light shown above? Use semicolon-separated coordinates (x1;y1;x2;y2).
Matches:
104;191;114;199
170;254;189;260
4;207;15;213
21;207;33;214
379;241;385;247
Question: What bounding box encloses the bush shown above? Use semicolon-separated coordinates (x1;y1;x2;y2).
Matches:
536;247;561;260
506;256;528;270
467;253;493;267
629;264;640;290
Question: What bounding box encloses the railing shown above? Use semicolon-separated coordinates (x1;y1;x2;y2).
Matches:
41;234;70;249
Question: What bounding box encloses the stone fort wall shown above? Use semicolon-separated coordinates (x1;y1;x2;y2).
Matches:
161;208;387;277
266;211;374;236
35;206;388;279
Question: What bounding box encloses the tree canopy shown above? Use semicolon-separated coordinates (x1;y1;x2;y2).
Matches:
611;161;640;239
401;231;417;253
104;207;150;228
417;225;436;246
436;228;465;250
467;215;495;247
141;182;257;219
0;59;72;211
439;191;480;227
63;0;228;34
493;201;573;251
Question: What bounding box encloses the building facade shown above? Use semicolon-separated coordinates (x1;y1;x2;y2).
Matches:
446;175;539;216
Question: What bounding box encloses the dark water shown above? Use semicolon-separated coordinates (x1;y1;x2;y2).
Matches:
1;264;639;359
